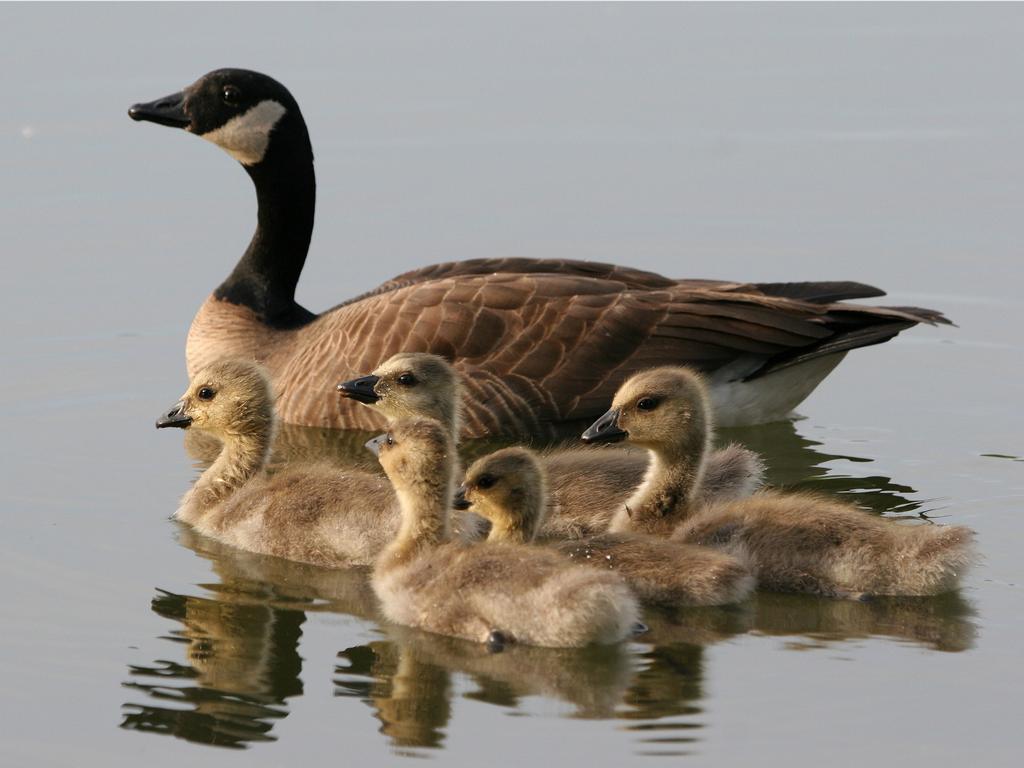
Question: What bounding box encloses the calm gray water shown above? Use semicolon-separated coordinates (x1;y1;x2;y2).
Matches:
2;4;1022;766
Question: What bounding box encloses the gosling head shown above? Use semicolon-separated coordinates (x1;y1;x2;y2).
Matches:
581;367;712;458
457;448;547;543
129;68;307;167
366;417;456;498
338;353;462;436
155;359;275;440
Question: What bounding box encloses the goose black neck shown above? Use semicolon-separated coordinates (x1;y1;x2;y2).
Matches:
214;112;317;328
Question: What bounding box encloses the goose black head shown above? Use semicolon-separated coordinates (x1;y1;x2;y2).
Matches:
129;68;307;167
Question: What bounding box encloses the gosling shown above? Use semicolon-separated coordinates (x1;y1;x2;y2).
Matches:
581;367;975;599
155;359;480;567
458;447;755;607
338;352;765;538
369;418;641;648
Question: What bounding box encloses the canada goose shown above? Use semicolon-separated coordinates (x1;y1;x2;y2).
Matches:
582;367;975;598
338;351;764;537
155;359;481;567
458;447;754;607
368;418;640;648
130;68;951;437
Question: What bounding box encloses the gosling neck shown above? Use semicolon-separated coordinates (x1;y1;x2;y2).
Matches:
381;464;455;568
484;492;546;544
187;427;273;514
213;111;317;329
626;432;710;535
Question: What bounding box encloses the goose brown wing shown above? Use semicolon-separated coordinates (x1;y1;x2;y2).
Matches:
277;273;949;436
333;259;676;309
334;257;893;310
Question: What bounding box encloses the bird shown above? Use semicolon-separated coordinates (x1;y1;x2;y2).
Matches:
457;446;755;607
581;367;975;598
154;359;483;567
338;351;764;538
368;417;641;648
130;67;951;438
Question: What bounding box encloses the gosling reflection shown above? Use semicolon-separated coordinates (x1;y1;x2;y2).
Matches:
639;590;975;653
173;524;381;620
749;590;977;653
121;590;304;748
121;525;381;749
335;638;452;751
334;625;637;751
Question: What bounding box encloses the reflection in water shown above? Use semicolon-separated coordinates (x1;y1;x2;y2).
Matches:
720;421;923;514
335;638;452;751
121;590;304;748
749;590;977;653
334;625;636;752
141;420;977;754
121;526;380;749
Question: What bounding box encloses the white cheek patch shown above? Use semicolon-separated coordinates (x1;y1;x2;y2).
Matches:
201;99;287;165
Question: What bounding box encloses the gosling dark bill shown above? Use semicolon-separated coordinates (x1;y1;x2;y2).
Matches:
365;433;388;457
156;400;192;429
338;374;382;404
580;408;627;444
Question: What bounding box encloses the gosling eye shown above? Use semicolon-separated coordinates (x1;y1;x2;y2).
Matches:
476;474;497;490
386;433;394;446
396;373;417;387
222;85;241;106
636;397;659;411
197;387;216;401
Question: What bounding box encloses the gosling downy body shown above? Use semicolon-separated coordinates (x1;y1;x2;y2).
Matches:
459;447;755;607
582;367;975;599
370;419;640;648
339;352;765;539
155;359;479;568
131;68;950;437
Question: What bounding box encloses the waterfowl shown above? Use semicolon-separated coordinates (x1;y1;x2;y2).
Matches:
155;359;481;567
368;418;641;648
338;351;764;538
458;447;754;607
130;68;951;437
582;367;975;598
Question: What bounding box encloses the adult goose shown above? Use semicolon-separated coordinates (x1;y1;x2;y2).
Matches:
130;68;951;438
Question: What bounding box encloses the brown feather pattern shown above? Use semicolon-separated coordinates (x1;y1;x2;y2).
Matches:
187;258;950;438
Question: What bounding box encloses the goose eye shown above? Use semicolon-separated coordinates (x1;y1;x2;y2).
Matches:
222;85;241;106
397;373;417;386
636;397;659;411
476;474;497;490
197;387;216;401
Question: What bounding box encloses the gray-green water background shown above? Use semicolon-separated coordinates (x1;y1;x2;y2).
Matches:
1;3;1021;766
